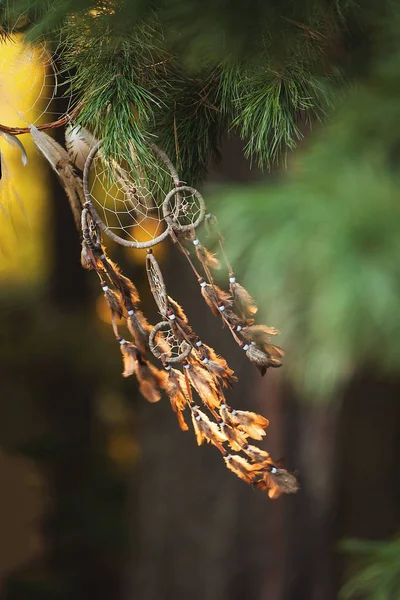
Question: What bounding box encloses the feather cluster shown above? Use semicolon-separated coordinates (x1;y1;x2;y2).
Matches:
199;278;233;317
229;277;258;318
163;368;190;431
195;243;221;270
80;197;297;499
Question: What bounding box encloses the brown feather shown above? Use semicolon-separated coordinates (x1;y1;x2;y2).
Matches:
197;345;236;388
220;422;248;451
103;287;124;319
119;341;138;378
224;454;261;484
195;244;221;270
164;368;189;430
221;307;244;327
100;251;139;307
199;280;232;317
243;444;271;463
245;344;283;376
135;358;166;403
241;324;280;345
127;309;152;354
186;362;222;410
221;406;269;440
81;243;97;270
254;467;299;498
167;297;188;323
205;359;237;388
191;408;227;450
230;279;258;318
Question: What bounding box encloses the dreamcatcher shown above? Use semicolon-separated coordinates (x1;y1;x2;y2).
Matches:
0;27;299;499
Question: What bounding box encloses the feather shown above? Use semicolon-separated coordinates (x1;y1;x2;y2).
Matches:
199;346;237;388
186;362;222;410
164;368;189;431
100;252;140;307
102;284;124;319
195;243;221;270
220;422;248;451
219;306;245;328
224;454;261;484
65;123;97;171
29;125;83;229
243;444;271;463
245;343;283;376
135;355;167;403
119;340;138;378
191;407;227;450
220;405;269;440
241;324;280;346
254;466;299;498
81;242;95;270
167;296;188;323
171;318;198;348
229;278;258;318
127;309;152;354
0;131;28;166
199;279;232;317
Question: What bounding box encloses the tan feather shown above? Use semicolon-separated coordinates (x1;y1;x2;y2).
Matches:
65;123;97;171
186;362;222;410
221;406;269;440
100;252;140;307
195;244;221;270
164;368;189;431
241;324;280;346
29;125;83;230
167;296;188;323
254;467;299;498
135;357;166;403
191;407;227;450
220;422;248;451
243;444;271;463
205;358;237;388
224;454;261;484
220;306;245;327
103;285;124;319
245;344;283;376
119;340;138;378
229;279;258;318
81;242;96;270
199;279;232;317
127;309;151;354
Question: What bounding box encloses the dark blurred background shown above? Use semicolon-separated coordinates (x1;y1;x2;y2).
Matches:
1;24;400;600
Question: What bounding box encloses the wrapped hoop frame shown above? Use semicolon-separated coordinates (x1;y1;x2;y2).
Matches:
149;320;192;363
83;140;182;249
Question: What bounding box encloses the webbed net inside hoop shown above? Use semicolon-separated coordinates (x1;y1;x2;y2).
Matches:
163;185;206;232
0;22;75;127
149;321;192;363
83;140;181;248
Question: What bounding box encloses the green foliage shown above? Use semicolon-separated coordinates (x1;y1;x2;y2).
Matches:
213;20;400;397
2;0;352;178
340;536;400;600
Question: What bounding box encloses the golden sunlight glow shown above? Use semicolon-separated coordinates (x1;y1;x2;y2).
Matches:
0;37;50;283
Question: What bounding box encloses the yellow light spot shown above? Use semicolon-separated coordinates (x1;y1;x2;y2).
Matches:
0;37;50;283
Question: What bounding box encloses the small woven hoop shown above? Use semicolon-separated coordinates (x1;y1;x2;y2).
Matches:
149;321;192;363
146;252;168;316
83;140;181;248
162;185;206;232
